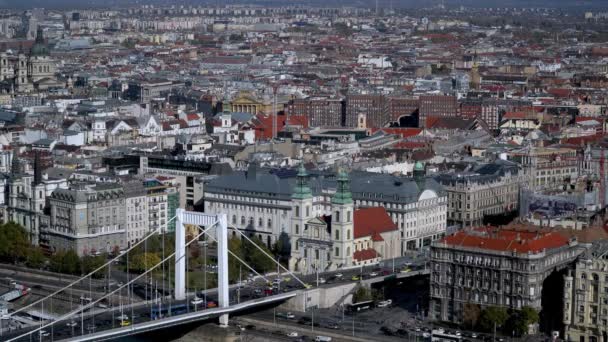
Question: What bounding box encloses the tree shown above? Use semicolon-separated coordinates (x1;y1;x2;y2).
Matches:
479;306;509;332
50;250;81;275
25;247;46;269
352;287;372;303
81;255;107;278
506;307;539;337
271;232;291;266
128;253;161;273
463;303;482;330
243;236;274;273
0;222;30;263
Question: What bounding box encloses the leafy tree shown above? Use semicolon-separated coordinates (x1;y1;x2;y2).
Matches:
128;253;161;273
0;222;30;263
228;236;244;282
463;303;482;330
479;306;509;332
243;236;274;273
271;231;291;266
25;247;46;269
506;307;539;337
81;255;107;278
352;287;372;303
50;250;81;275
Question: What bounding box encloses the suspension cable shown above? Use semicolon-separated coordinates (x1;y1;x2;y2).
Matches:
8;215;178;319
229;225;308;287
201;228;270;284
7;220;216;342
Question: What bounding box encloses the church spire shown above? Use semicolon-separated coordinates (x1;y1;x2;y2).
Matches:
33;150;42;185
10;148;20;176
292;163;312;199
332;169;352;205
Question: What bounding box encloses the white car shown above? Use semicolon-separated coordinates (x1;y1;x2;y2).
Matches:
116;314;129;321
191;297;204;306
39;330;50;337
287;331;299;337
334;273;343;278
286;312;295;319
471;333;478;338
377;299;393;308
423;332;431;338
319;277;326;284
369;272;378;277
66;321;78;327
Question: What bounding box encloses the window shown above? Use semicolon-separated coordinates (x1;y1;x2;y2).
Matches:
267;218;272;228
315;250;319;260
335;229;339;240
335;247;339;257
335;211;340;222
232;215;236;224
347;211;351;222
295;206;300;217
306;206;310;217
241;216;245;225
347;246;350;256
258;218;263;227
347;229;351;240
295;224;299;235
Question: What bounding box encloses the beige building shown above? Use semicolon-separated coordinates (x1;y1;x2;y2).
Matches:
436;160;525;228
564;244;608;342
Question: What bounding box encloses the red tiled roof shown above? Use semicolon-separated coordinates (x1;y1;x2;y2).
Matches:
440;227;570;254
186;113;200;121
353;248;378;262
354;207;397;239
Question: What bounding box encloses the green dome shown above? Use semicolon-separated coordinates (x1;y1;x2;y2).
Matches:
414;161;424;171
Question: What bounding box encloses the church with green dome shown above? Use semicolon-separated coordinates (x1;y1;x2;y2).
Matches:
0;26;59;93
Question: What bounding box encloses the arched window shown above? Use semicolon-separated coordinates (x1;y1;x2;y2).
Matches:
295;206;300;217
347;211;351;222
347;229;351;240
335;229;339;240
258;218;263;227
334;211;340;222
267;235;271;248
346;246;350;256
582;273;587;280
335;247;340;257
267;218;272;228
306;206;310;217
249;217;253;226
295;224;299;235
241;216;245;225
232;215;236;224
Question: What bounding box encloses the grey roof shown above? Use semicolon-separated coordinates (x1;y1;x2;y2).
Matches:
206;165;446;204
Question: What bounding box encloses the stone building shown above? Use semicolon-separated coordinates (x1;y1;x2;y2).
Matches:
0;27;59;93
563;243;608;342
430;226;583;326
203;162;446;263
47;183;127;256
435;160;525;228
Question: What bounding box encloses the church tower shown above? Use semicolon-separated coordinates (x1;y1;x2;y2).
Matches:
291;165;312;238
331;170;354;268
290;164;313;271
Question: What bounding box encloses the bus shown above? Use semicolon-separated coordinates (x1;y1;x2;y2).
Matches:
431;329;462;342
151;303;188;320
346;300;374;313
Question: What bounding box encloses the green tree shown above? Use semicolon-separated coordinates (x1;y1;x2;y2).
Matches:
128;253;161;273
243;236;274;273
506;306;539;337
25;247;46;269
479;306;509;332
50;250;81;275
352;286;372;303
0;222;30;263
81;255;107;278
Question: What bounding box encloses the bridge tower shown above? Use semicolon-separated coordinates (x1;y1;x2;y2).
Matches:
175;209;229;326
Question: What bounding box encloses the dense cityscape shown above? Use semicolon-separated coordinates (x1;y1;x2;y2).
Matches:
0;1;607;341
